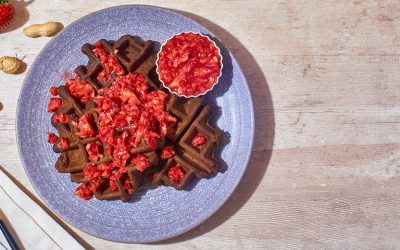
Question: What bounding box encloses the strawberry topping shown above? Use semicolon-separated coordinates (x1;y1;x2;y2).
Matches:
92;41;125;83
191;134;207;147
57;137;69;150
49;86;58;96
47;132;58;144
157;32;222;96
74;183;93;200
168;165;185;182
159;145;175;159
47;98;62;112
131;154;150;172
66;77;95;104
75;114;97;138
52;113;69;124
85;141;104;162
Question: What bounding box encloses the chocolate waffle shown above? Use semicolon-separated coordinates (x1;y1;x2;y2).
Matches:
153;105;220;189
51;36;165;201
50;34;221;201
75;35;161;91
52;87;163;201
69;151;160;202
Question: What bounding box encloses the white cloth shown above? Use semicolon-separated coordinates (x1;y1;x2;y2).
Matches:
0;168;84;250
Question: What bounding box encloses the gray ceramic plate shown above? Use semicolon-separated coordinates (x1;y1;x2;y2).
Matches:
16;5;254;243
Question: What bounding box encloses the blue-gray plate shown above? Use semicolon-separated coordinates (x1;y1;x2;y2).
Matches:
16;5;254;243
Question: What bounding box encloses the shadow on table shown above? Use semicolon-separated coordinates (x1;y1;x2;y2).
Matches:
153;10;275;244
0;165;94;250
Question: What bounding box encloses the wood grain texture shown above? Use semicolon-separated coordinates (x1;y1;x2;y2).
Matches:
0;0;399;249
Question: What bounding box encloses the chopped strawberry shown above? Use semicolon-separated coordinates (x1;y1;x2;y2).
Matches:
113;113;128;128
92;42;125;79
65;77;95;104
122;176;135;195
111;131;130;168
47;132;58;144
47;98;62;112
75;183;93;200
113;149;130;169
76;114;96;138
131;154;150;172
143;133;157;151
83;165;101;180
85;141;103;162
49;86;58;96
99;129;116;147
157;32;222;96
120;88;135;103
192;134;207;147
52;113;69;124
82;165;105;192
96;163;113;182
94;71;175;152
109;179;119;192
168;165;185;182
57;137;69;150
159;146;175;159
108;170;123;192
90;179;104;193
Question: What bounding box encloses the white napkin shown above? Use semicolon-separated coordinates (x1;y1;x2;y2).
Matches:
0;168;84;250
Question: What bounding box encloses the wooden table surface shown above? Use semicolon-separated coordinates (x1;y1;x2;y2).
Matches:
1;0;399;249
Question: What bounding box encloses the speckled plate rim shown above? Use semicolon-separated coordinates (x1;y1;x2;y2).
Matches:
16;5;255;243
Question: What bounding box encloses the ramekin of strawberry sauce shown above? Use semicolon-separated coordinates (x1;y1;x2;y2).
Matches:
156;32;223;98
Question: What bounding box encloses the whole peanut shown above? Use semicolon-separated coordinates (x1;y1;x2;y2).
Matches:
0;56;21;74
23;21;63;38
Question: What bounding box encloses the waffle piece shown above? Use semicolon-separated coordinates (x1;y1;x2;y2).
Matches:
75;35;161;91
54;117;163;201
54;86;84;116
154;105;220;189
177;105;220;174
153;154;207;190
52;87;99;174
70;151;159;201
113;35;161;90
112;35;151;71
94;178;130;201
166;94;203;142
94;151;160;202
75;41;113;90
70;151;160;184
54;36;165;201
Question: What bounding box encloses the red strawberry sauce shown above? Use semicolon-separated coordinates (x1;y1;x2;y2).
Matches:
157;32;222;97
